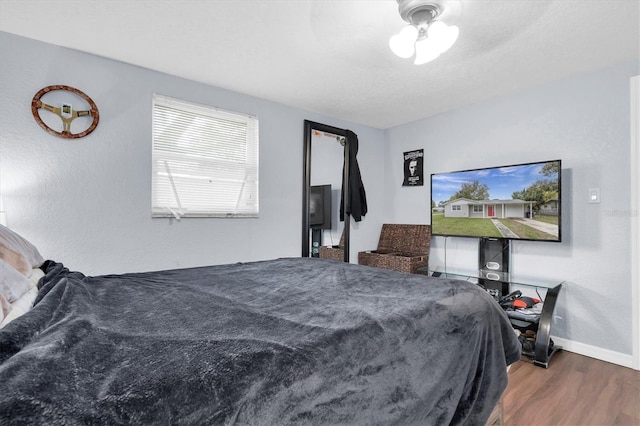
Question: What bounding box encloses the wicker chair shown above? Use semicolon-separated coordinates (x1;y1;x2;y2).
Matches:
318;230;345;261
358;224;431;274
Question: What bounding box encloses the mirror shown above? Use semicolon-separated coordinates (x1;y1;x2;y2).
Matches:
302;120;350;261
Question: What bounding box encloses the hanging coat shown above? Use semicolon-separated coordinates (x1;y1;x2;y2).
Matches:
340;130;368;222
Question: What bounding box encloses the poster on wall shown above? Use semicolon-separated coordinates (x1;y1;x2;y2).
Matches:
402;149;424;186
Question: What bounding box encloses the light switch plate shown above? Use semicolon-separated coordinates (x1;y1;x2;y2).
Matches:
588;188;600;203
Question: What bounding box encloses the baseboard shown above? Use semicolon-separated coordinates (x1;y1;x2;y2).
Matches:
551;336;634;369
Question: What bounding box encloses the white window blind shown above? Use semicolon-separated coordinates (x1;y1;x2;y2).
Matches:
152;94;259;218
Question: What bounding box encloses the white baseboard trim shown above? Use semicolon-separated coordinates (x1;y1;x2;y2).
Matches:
551;336;634;369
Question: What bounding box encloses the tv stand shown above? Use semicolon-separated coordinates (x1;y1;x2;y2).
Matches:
478;238;510;297
310;228;322;257
528;283;562;368
422;267;564;368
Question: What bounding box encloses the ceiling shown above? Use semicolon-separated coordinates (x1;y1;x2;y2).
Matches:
1;0;638;129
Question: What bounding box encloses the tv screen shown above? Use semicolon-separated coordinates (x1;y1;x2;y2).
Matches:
430;160;561;242
310;184;332;229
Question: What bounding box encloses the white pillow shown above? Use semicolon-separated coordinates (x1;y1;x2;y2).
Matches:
0;259;35;321
0;272;38;329
0;224;44;278
30;266;45;286
0;287;9;325
0;225;44;320
0;266;44;328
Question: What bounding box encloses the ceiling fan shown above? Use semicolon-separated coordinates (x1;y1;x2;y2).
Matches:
389;0;459;65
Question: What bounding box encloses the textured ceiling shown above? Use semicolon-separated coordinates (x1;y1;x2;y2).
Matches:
1;0;639;129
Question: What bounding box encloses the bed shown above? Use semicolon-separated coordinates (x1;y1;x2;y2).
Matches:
0;226;520;425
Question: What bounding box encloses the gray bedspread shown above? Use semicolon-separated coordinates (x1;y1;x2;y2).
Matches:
0;258;520;425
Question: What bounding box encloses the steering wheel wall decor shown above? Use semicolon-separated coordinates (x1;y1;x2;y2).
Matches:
31;85;100;139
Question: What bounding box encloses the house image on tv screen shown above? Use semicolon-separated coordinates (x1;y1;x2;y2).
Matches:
539;198;559;216
442;198;535;219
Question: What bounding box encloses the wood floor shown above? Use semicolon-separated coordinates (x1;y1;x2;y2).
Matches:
502;351;640;426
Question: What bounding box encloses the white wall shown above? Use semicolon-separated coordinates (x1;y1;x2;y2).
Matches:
0;32;386;275
385;60;639;362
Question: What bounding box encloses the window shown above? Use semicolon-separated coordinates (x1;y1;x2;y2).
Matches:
473;205;483;213
452;205;461;211
152;94;259;218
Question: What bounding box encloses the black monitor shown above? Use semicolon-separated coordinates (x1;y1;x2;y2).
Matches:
431;159;562;242
310;185;331;229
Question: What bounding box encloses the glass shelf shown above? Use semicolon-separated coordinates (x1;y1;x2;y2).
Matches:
421;266;564;290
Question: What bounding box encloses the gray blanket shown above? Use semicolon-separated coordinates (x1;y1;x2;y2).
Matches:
0;258;520;425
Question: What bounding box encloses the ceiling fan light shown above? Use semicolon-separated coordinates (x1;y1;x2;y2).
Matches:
389;25;418;58
428;21;459;53
414;37;440;65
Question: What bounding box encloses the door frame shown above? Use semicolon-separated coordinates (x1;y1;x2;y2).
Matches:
631;75;639;370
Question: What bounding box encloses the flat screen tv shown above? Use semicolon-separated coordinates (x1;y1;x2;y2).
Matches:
310;184;332;229
430;160;561;242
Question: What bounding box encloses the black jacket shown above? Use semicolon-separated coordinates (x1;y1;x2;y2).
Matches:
340;130;368;222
